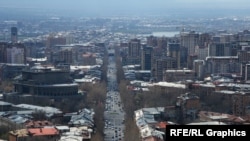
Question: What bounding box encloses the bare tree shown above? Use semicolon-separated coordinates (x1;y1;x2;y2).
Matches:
123;118;140;141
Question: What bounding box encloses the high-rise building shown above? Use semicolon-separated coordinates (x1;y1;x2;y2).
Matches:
245;64;250;82
180;46;188;68
11;27;18;43
126;39;141;65
212;34;236;43
141;45;153;70
180;31;199;56
59;48;73;64
6;46;25;64
167;43;181;68
199;33;211;47
0;42;8;63
146;36;157;47
157;37;168;49
196;46;209;60
237;30;250;42
208;43;232;56
0;42;26;64
154;57;177;81
238;46;250;64
193;60;205;80
187;55;198;70
206;56;240;74
46;35;66;48
128;38;141;57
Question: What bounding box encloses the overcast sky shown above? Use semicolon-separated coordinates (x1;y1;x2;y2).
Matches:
1;0;250;17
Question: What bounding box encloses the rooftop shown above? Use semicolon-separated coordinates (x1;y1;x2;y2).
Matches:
187;121;227;125
14;104;62;114
154;81;186;89
166;69;194;73
0;101;12;106
59;135;83;141
25;120;53;128
9;129;28;137
28;127;59;136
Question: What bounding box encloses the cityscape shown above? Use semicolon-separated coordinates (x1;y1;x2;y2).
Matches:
1;0;250;141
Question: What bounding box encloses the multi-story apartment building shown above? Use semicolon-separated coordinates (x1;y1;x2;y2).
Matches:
11;27;18;43
180;31;200;69
238;46;250;63
0;42;8;63
153;57;177;81
163;69;195;82
46;35;66;48
146;35;157;47
198;33;211;47
0;42;26;64
237;30;250;42
157;37;168;49
180;31;199;56
196;46;208;61
127;38;141;65
208;43;232;56
6;46;25;64
167;43;181;69
128;38;141;57
212;34;236;43
176;93;200;124
59;47;73;64
232;93;250;116
141;45;153;70
193;60;205;80
244;64;250;82
205;56;240;74
45;35;67;63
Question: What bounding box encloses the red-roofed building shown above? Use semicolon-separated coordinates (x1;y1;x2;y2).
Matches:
155;121;167;130
9;127;59;141
28;128;59;136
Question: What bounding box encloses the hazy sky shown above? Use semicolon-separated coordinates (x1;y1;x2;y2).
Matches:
1;0;250;17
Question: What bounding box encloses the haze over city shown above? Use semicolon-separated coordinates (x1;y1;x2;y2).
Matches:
1;0;250;18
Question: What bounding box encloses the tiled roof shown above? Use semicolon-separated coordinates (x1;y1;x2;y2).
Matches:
28;128;59;136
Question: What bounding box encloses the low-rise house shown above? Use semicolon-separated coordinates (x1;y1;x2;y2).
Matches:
9;127;59;141
59;126;92;141
134;107;170;141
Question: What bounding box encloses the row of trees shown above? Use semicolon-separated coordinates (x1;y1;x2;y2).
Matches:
115;45;190;139
115;46;140;141
82;48;108;141
80;82;106;141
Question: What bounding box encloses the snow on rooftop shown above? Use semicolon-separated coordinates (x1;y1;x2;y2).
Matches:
154;81;186;89
208;115;228;120
187;121;227;125
70;65;91;71
14;104;62;114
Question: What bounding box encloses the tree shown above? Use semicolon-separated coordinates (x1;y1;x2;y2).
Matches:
0;125;10;140
0;80;14;93
123;119;140;141
80;81;107;141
